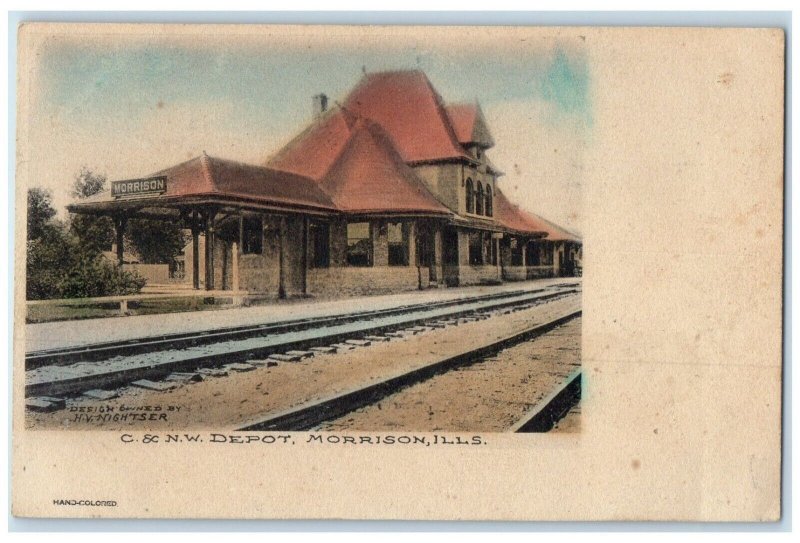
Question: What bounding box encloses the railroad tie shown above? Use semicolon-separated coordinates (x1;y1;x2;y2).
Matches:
268;353;305;362
131;379;178;391
309;346;338;354
197;368;229;377
250;359;279;368
26;397;66;412
82;389;120;401
284;350;315;359
345;339;371;347
164;372;204;383
223;363;257;372
363;335;390;342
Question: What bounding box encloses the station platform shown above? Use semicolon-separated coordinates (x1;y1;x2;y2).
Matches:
24;277;580;353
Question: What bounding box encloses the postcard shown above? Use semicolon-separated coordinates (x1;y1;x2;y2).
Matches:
12;23;784;520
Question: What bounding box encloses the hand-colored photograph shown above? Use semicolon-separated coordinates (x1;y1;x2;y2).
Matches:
22;26;585;433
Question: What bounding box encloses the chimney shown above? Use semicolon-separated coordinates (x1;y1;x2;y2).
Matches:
313;93;328;118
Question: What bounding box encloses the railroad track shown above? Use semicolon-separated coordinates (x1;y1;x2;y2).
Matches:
26;285;580;400
511;369;582;433
238;310;582;432
26;283;580;369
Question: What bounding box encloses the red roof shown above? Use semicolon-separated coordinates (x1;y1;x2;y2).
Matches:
320;119;451;215
191;155;335;210
493;187;580;241
73;155;335;211
342;70;471;163
267;107;354;181
445;103;495;148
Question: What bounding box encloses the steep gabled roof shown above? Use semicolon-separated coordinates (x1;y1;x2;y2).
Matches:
266;106;355;181
320;119;451;215
445;102;495;148
493;187;580;241
343;70;471;163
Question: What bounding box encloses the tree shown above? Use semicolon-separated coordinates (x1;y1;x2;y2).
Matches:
126;218;188;264
69;167;115;255
26;184;146;300
70;167;188;265
71;166;107;199
27;187;57;241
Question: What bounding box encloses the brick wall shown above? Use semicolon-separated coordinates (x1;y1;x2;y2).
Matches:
237;220;280;293
459;265;501;286
527;266;555;279
282;216;306;296
501;266;527;281
308;266;421;298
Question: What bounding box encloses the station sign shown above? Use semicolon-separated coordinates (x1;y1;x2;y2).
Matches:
111;176;167;199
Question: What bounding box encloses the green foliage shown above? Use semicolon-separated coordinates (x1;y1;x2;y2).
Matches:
69;168;115;255
69;167;188;265
127;218;189;264
71;166;107;199
26;184;146;300
59;253;146;299
27;187;57;241
26;226;74;300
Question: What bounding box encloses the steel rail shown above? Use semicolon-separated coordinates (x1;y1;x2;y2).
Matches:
26;285;575;369
26;290;579;399
510;369;582;433
237;309;582;432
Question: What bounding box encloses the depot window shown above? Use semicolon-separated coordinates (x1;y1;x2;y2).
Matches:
347;222;372;267
485;185;493;217
309;221;330;268
242;216;263;255
387;221;409;266
485;232;497;265
476;182;484;215
468;231;483;265
510;237;524;266
466;178;475;214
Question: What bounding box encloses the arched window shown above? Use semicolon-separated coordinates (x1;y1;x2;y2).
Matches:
476;182;484;215
466;178;474;214
485;185;493;217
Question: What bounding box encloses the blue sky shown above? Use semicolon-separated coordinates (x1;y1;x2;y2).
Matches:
28;32;590;231
40;40;590;135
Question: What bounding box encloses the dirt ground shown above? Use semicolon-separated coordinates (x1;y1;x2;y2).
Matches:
26;294;581;431
318;318;582;432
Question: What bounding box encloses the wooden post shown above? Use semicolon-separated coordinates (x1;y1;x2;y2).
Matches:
204;209;217;291
301;217;309;296
232;241;240;292
191;211;200;290
433;225;443;284
114;215;127;267
521;237;528;267
278;216;287;299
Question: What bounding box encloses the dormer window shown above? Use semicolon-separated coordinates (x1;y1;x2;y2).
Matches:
466;178;475;214
476;182;484;215
476;147;482;160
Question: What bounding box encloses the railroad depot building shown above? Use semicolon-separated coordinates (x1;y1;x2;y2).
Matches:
69;70;582;298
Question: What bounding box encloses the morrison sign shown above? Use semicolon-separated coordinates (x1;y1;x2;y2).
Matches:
111;176;168;199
